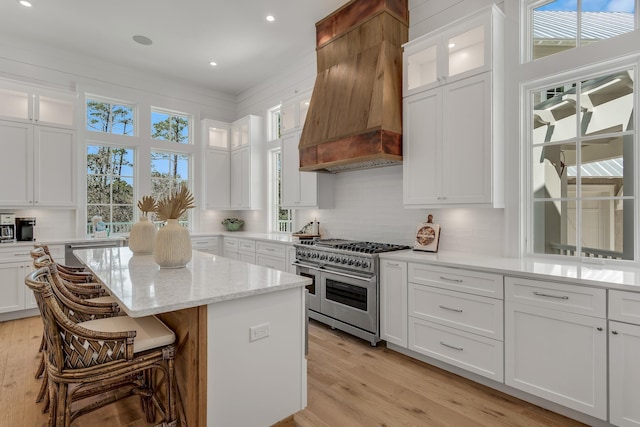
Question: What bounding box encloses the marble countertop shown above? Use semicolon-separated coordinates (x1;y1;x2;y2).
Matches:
380;250;640;292
73;246;311;317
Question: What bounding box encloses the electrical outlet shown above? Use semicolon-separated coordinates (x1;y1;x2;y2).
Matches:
249;322;270;342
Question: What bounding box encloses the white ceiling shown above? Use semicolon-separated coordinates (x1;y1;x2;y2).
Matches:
0;0;350;95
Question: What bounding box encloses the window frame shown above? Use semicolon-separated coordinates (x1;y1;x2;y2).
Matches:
267;146;293;233
150;106;192;145
85;94;137;137
522;55;640;263
523;0;638;63
85;142;136;235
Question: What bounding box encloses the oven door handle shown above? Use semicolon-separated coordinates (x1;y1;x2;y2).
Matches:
292;261;322;271
320;267;376;283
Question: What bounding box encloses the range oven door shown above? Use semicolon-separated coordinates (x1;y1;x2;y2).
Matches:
320;269;377;334
293;262;321;312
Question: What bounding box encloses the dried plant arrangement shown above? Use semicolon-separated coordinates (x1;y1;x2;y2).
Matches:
155;184;196;221
137;195;156;217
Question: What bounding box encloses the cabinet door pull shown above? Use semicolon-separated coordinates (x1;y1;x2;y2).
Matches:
440;341;463;351
533;291;568;300
612;330;619;335
439;305;463;313
596;327;603;331
15;253;30;257
387;262;399;267
440;276;463;283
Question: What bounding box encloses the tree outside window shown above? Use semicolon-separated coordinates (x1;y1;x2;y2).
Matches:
151;151;190;222
86;98;135;135
86;146;135;234
151;110;190;144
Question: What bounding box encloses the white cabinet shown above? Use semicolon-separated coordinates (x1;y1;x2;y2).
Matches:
281;131;333;209
609;290;640;427
286;246;297;274
255;241;287;271
380;260;408;347
202;119;231;210
402;5;504;209
403;71;501;207
504;277;607;420
403;5;499;96
0;244;63;316
0;81;75;128
223;237;239;260
0;261;28;313
230;115;263;210
237;239;256;264
0;121;76;207
191;236;220;255
406;263;504;382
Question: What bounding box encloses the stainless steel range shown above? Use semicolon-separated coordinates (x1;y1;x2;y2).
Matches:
293;239;410;346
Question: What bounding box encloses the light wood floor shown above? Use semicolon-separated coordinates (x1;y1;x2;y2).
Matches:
1;316;585;426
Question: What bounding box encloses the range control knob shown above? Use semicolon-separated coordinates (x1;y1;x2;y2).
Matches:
319;254;327;260
329;256;335;262
342;258;348;264
362;261;370;269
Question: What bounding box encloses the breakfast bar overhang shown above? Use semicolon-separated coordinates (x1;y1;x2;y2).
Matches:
73;246;311;427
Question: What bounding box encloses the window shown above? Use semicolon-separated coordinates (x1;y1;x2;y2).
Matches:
267;104;282;140
268;148;292;233
151;108;190;144
86;97;135;135
86;145;135;234
528;68;636;260
151;151;190;222
528;0;636;61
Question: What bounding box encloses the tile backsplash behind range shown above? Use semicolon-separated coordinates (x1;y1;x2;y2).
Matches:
299;165;505;257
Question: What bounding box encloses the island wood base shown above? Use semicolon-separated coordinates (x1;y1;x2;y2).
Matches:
157;306;208;427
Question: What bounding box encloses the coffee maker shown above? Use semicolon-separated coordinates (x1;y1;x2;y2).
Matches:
15;217;36;241
0;213;16;243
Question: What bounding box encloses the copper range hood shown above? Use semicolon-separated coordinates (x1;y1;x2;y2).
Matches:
299;0;408;173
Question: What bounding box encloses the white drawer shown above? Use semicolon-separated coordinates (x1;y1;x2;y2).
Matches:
505;276;606;318
256;254;287;271
192;237;219;247
224;237;238;250
609;290;640;325
409;284;503;340
0;245;33;262
408;263;503;299
409;317;504;382
238;239;256;253
256;242;286;258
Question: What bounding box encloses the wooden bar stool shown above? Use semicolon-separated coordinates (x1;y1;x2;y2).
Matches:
25;267;178;427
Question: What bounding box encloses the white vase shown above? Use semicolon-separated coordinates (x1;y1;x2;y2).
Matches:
153;219;192;268
129;216;156;254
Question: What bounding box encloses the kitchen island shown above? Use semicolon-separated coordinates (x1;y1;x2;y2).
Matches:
73;246;311;427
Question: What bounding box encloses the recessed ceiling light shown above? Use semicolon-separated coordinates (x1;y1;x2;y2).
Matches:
132;35;153;46
266;15;275;22
448;43;456;49
18;0;32;7
209;61;218;67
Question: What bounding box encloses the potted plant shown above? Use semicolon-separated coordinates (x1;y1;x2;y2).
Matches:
222;218;244;231
153;184;196;268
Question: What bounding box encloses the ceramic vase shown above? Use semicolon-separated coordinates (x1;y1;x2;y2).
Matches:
153;219;192;268
128;216;156;254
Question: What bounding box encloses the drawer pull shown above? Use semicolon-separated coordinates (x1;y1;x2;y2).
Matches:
533;291;569;300
266;248;275;252
440;341;463;351
439;305;463;313
612;330;619;335
387;262;400;267
14;253;30;256
439;276;463;283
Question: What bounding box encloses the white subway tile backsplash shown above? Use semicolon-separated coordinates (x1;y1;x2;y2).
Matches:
296;166;505;256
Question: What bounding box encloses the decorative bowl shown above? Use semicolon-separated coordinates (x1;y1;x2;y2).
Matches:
222;219;244;231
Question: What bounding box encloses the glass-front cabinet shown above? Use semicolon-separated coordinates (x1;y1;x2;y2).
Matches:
0;80;75;128
404;6;497;96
